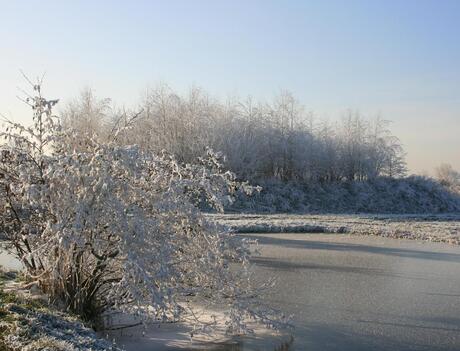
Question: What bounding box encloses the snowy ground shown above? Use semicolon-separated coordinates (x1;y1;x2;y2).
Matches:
208;213;460;245
0;272;122;351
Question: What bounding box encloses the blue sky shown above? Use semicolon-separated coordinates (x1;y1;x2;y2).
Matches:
1;0;459;173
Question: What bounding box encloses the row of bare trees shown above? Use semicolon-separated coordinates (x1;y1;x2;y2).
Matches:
62;85;407;182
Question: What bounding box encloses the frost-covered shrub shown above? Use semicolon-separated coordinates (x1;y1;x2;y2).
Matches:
0;82;285;332
436;164;460;195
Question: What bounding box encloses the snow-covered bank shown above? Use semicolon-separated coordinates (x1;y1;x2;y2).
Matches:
227;177;460;214
0;271;122;351
209;213;460;244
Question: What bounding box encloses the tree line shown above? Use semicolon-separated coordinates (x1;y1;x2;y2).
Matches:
62;85;407;182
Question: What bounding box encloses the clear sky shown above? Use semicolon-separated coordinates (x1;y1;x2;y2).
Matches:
1;0;459;174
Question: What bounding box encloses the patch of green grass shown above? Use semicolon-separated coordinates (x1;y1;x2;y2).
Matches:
0;286;18;327
0;269;36;350
0;290;18;306
0;310;16;325
22;298;46;311
0;294;16;351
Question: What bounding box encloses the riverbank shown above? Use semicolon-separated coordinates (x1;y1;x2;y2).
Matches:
0;270;122;351
209;213;460;244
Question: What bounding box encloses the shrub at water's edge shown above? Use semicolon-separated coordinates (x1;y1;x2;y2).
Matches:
0;81;288;334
